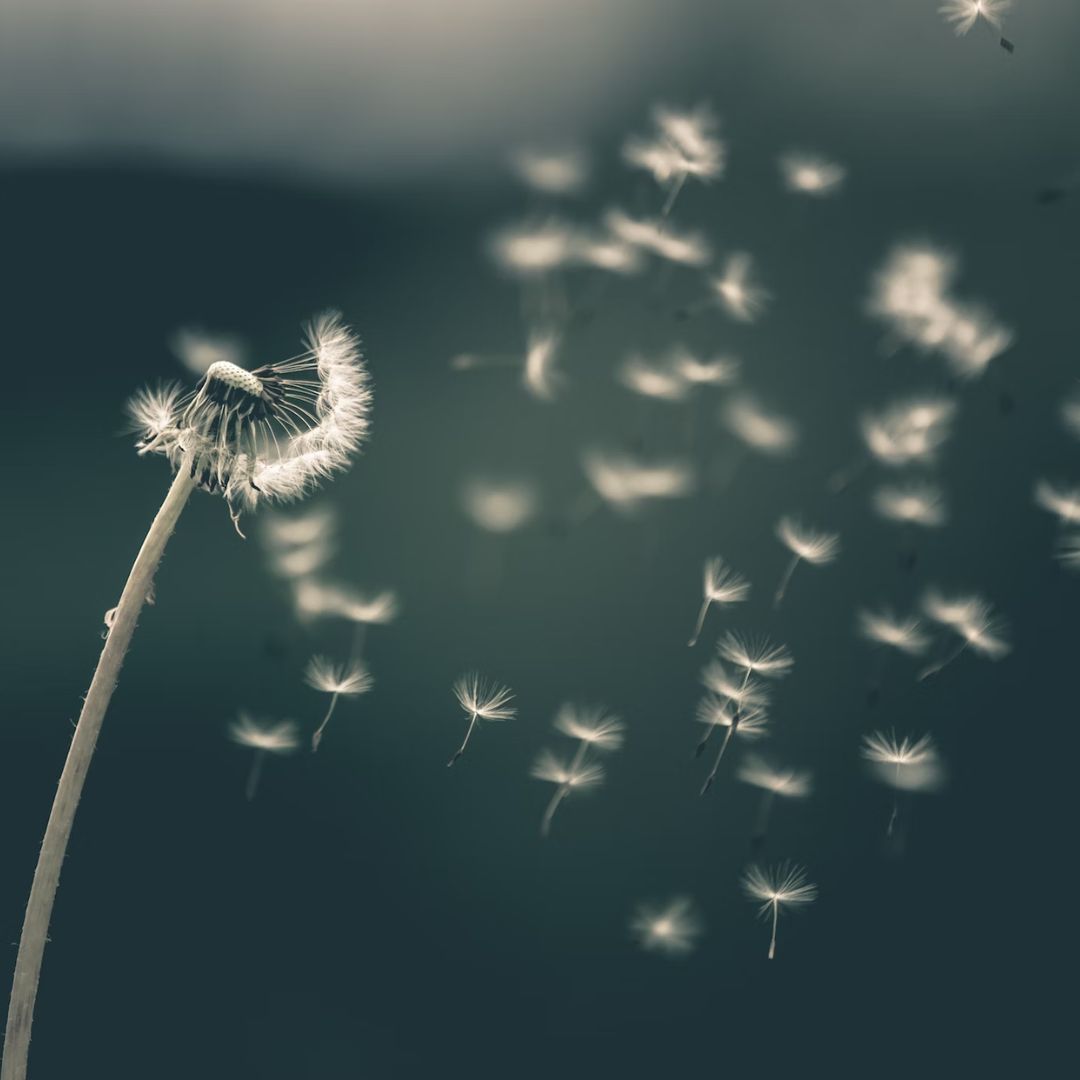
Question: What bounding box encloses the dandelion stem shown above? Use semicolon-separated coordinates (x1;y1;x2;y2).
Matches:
660;172;688;219
311;693;340;753
700;724;736;796
773;555;800;610
448;712;478;767
917;638;969;682
2;466;195;1080
542;741;589;836
768;900;779;960
687;598;711;648
245;749;267;801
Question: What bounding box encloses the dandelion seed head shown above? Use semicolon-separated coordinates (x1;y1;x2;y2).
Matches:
553;704;626;751
738;756;813;798
716;631;794;678
463;479;539;533
742;862;818;912
131;313;372;516
722;396;799;455
862;731;945;791
530;749;605;789
453;673;517;722
711;252;771;322
630;897;702;955
304;656;373;697
857;607;931;655
873;481;948;527
779;152;846;196
227;713;300;754
776;516;841;565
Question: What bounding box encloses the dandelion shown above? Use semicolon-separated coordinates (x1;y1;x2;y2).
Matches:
738;756;813;846
463;479;539;534
873;481;948;528
779;152;846;196
774;516;841;608
741;863;817;959
1034;480;1080;526
695;696;768;795
169;326;245;377
305;656;373;752
228;714;301;800
919;590;1010;680
688;556;751;647
2;313;371;1080
448;673;517;766
581;450;694;514
604;209;712;267
630;897;703;956
510;146;589;196
862;731;945;836
710;252;771;322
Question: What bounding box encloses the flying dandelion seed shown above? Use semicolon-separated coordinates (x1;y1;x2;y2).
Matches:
580;450;695;515
448;673;517;767
773;516;841;609
305;656;373;752
710;252;772;323
1034;480;1080;527
700;662;772;711
716;631;795;679
617;353;691;403
261;506;338;550
738;756;813;847
228;713;301;800
671;349;740;388
919;590;1010;680
688;556;751;647
779;152;846;197
531;751;605;837
741;862;817;960
522;328;565;402
571;231;645;276
873;481;948;528
509;146;589;196
169;326;245;377
3;313;371;1080
267;539;335;580
857;607;931;657
604;209;712;267
939;0;1010;36
463;479;539;534
721;396;799;457
862;731;945;837
696;697;769;795
488;219;576;278
630;897;703;956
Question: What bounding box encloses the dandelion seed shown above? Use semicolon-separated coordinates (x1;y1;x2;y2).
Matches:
531;750;606;837
672;349;740;387
4;312;372;1080
716;632;795;679
695;696;769;795
1056;533;1080;571
261;507;337;550
604;209;712;267
741;862;817;959
738;755;813;846
572;232;645;275
721;396;799;457
448;673;516;767
857;607;931;656
774;516;841;609
268;540;335;580
939;0;1011;36
862;730;945;836
522;328;565;402
688;557;751;647
1034;480;1080;526
510;146;589;196
779;152;846;197
581;450;694;514
228;713;300;800
710;252;771;322
463;479;539;534
488;219;575;277
305;656;373;752
292;580;399;627
553;705;627;751
169;327;245;377
873;481;948;528
919;590;1010;680
617;353;690;403
860;396;957;470
630;897;703;956
700;662;771;710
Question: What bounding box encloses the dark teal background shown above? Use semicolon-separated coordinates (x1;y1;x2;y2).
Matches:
1;9;1078;1078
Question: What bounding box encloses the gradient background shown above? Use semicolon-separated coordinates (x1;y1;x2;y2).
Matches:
1;2;1078;1077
